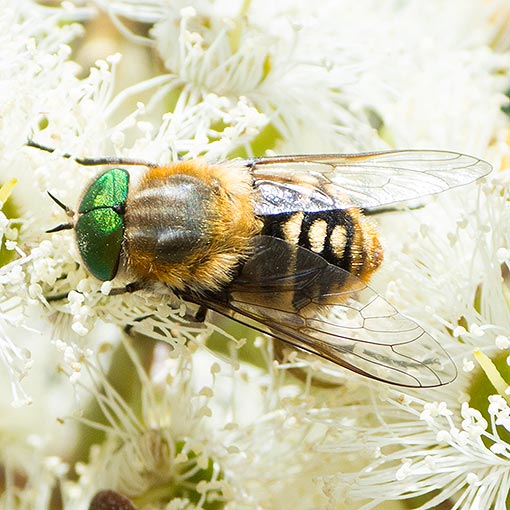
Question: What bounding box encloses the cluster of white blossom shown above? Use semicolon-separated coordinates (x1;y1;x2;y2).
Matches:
0;0;508;509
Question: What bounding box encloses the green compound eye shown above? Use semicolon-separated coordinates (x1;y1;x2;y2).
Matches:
79;168;129;214
75;169;129;281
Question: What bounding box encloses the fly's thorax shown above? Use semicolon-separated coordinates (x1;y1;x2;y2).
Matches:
123;160;261;293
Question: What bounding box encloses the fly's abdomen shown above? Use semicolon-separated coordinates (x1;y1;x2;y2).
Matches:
261;209;383;283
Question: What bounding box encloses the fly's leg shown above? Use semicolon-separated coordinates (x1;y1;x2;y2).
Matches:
26;139;157;168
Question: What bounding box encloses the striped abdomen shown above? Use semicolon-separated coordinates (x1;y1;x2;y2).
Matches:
261;208;383;283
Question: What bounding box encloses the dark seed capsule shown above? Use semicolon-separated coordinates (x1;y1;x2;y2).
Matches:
89;489;136;510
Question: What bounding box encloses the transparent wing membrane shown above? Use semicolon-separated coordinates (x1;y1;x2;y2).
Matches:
195;237;456;387
249;150;491;214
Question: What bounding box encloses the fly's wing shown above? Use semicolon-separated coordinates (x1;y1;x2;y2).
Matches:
246;150;491;214
192;236;457;388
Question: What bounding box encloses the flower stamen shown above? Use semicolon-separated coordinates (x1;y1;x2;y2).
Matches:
474;349;510;401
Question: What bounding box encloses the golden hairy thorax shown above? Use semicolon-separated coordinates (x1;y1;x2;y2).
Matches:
123;160;262;293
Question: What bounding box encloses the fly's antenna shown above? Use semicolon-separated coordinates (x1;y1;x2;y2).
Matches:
47;191;73;216
46;191;74;233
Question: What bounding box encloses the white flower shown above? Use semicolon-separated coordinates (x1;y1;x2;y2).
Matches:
92;0;383;153
0;0;508;509
307;152;510;509
95;0;510;154
316;384;510;510
60;337;342;509
0;432;68;510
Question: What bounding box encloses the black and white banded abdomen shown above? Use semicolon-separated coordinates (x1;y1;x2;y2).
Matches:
260;208;383;282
